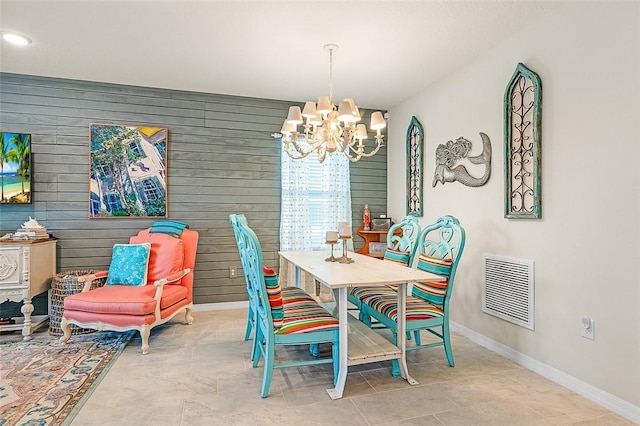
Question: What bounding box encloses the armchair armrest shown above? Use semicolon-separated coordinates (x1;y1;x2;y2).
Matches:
153;268;192;287
77;270;108;292
152;268;193;304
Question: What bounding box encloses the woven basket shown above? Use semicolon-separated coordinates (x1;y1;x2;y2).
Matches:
49;269;107;336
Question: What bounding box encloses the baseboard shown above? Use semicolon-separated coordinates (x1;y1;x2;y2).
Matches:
192;301;249;312
451;321;640;424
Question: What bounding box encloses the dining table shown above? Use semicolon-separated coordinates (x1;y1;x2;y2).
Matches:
279;250;440;399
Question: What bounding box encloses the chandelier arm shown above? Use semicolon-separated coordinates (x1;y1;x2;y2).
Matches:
354;140;384;158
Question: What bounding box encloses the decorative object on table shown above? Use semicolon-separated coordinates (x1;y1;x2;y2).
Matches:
49;270;107;336
432;133;492;187
272;44;386;163
325;230;339;262
363;204;371;231
0;132;31;204
504;62;542;219
406;116;424;216
14;216;48;239
337;221;354;264
89;124;167;218
0;330;134;426
372;217;392;231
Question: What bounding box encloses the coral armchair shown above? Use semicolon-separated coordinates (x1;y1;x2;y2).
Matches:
60;227;199;354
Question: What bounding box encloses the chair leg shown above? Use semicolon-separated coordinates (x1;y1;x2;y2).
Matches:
59;317;71;343
140;325;151;355
332;334;339;386
244;304;254;341
309;343;320;357
260;336;275;398
252;325;263;368
443;323;455;367
413;330;421;345
390;333;400;377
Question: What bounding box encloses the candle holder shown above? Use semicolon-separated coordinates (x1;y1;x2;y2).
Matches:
325;239;338;262
337;236;354;264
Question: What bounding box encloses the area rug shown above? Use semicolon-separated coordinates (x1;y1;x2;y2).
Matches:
0;330;134;426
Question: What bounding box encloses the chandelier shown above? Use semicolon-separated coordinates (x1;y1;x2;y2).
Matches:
274;44;386;163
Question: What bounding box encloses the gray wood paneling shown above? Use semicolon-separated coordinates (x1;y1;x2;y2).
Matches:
0;72;387;305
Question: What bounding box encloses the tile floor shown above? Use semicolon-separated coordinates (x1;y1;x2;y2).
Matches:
7;308;635;425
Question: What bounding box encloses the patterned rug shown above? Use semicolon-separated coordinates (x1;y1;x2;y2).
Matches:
0;330;134;426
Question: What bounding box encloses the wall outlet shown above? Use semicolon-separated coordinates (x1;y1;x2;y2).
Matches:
229;266;237;279
581;316;595;340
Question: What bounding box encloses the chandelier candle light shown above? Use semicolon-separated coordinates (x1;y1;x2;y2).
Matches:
275;44;387;163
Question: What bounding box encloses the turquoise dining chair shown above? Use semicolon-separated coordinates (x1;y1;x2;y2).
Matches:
229;214;316;360
348;215;422;326
355;215;465;376
232;216;340;397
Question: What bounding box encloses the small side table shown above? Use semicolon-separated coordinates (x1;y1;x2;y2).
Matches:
49;270;106;336
0;238;57;340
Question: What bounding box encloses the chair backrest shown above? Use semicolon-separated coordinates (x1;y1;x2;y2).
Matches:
230;214;258;302
130;228;198;298
231;216;276;330
412;215;465;307
383;216;421;267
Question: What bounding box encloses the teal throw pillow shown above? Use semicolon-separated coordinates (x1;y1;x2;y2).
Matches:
106;243;151;286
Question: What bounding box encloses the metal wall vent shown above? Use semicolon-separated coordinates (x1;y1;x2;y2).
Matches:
482;254;534;330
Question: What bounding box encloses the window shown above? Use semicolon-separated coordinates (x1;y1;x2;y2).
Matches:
280;151;352;251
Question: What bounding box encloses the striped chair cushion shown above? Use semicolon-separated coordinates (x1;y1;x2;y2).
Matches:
263;266;285;328
416;254;452;276
361;293;444;322
350;286;395;302
383;247;411;266
411;278;448;305
275;308;339;334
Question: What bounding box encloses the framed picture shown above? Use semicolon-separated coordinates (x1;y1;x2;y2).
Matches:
372;218;391;231
89;124;167;218
406;116;423;217
0;132;31;204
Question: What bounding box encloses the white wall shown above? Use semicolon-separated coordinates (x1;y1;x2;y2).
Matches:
387;2;640;409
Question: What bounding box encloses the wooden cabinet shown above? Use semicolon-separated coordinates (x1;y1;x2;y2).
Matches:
356;228;389;258
0;239;57;340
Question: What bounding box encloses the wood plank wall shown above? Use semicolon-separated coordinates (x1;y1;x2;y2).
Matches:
0;73;388;305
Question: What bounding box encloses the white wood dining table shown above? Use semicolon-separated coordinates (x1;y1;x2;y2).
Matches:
279;250;440;399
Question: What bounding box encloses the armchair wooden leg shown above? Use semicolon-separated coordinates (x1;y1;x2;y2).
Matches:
184;307;194;324
59;317;71;344
140;325;151;355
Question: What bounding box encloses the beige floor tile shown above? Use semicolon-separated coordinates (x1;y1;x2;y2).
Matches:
433;400;552;425
515;388;611;425
6;308;629;426
351;384;459;424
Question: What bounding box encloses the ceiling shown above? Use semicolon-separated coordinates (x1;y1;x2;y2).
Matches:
0;1;559;109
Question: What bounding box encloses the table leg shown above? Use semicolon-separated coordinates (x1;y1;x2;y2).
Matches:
294;264;301;288
397;283;418;385
326;287;348;399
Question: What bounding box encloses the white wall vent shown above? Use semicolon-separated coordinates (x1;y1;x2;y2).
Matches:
482;254;534;330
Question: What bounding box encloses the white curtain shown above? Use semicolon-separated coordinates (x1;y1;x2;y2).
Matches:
280;152;353;251
279;150;353;293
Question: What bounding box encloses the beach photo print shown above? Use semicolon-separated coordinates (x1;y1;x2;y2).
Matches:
0;132;31;204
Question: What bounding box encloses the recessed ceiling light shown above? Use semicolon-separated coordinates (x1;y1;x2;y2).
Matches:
1;31;32;46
